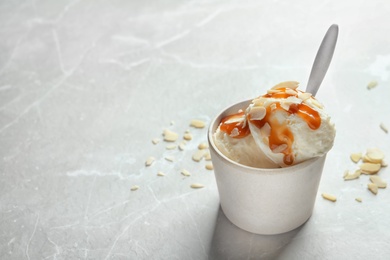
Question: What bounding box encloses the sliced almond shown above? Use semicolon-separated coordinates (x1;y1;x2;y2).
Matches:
355;198;362;203
285;88;297;95
360;162;381;174
224;117;244;124
204;151;212;161
157;171;165;176
362;155;371;163
354;169;362;177
205;163;214;170
183;133;193;141
145;156;155;166
365;148;385;164
343;169;361;180
380;123;388;134
152;138;160;145
367;183;378;195
178;141;187;151
192;150;206;162
252;98;265;106
381;160;388;167
198;142;209;149
249;106;266;120
369;175;387;188
181;169;191;177
131;185;139;191
260;123;271;137
272;144;288;154
367;80;378;90
271;81;299;90
280;102;290;111
321;193;337;202
190;119;206;128
165;156;175;162
298;92;312;101
362;155;381;163
350;152;362;163
310;98;323;109
230;128;239;137
190;183;204;189
267;89;281;94
163;129;179;142
166;144;177;150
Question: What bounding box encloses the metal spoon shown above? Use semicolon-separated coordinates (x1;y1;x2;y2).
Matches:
306;24;339;96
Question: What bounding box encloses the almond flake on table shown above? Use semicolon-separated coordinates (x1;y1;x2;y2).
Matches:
367;80;378;90
382;160;388;167
204;151;212;161
360;162;381;175
205;163;214;170
165;156;175;162
198;142;209;149
365;148;385;164
178;141;186;151
343;169;361;180
145;156;155;166
369;175;387;188
152;138;160;145
380;123;388;134
190;183;204;189
183;133;193;141
367;183;378;195
163;129;179;142
181;169;191;177
321;193;337;202
350;152;362;163
166;144;177;150
192;150;206;162
190;119;206;128
131;185;139;191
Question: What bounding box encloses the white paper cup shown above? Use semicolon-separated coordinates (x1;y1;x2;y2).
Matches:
208;100;326;235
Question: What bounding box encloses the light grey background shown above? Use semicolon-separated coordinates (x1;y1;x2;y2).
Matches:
1;0;390;259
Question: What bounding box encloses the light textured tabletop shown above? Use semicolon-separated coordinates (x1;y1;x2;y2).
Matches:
1;1;390;259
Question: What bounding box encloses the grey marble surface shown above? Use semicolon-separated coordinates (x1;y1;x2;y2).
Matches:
1;0;390;259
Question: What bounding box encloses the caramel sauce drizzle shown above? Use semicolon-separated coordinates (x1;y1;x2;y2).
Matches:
219;88;321;165
219;111;250;138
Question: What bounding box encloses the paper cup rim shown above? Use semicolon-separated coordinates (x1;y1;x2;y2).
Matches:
208;99;322;174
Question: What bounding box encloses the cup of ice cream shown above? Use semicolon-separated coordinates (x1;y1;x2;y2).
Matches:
208;81;336;235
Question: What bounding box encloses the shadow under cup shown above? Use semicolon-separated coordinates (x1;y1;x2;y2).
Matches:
208;100;326;235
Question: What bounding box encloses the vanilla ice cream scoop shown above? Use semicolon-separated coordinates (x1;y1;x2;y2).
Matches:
213;111;277;168
213;81;335;168
246;81;335;167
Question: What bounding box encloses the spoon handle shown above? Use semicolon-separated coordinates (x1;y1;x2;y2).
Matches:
306;24;339;96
